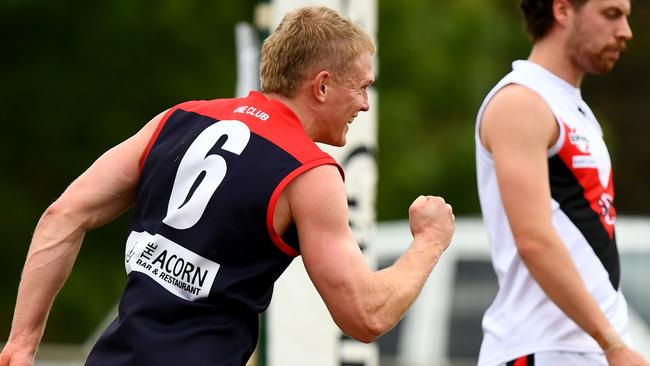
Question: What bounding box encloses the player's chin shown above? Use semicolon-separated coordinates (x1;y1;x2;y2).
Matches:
320;134;346;147
592;63;615;75
328;127;348;147
332;137;346;147
591;55;618;74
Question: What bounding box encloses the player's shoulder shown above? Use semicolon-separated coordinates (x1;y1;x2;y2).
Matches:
483;83;553;126
284;163;348;227
480;83;557;150
172;97;238;112
286;164;344;197
489;83;548;113
294;164;343;184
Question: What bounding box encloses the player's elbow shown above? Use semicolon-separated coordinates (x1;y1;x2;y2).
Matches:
41;200;70;225
337;313;390;343
348;331;379;344
358;316;386;343
40;198;87;231
513;233;547;261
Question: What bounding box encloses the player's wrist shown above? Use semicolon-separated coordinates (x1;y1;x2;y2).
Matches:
411;235;445;258
591;327;624;353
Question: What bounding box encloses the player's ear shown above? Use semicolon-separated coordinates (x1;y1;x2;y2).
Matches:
553;0;573;27
313;71;331;103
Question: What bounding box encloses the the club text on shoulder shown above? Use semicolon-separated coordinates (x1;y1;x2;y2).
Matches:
233;105;270;121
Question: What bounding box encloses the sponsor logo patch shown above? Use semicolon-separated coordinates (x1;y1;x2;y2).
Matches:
125;231;220;301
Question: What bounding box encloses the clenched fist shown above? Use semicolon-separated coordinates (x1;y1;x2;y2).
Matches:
408;195;455;254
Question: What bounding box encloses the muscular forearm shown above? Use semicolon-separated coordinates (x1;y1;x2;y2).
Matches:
7;204;85;355
3;116;147;365
377;236;444;315
338;197;452;342
298;183;454;343
338;235;446;342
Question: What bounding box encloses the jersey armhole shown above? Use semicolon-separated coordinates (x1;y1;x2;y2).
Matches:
266;158;343;257
504;81;564;158
547;117;565;157
478;81;565;159
138;108;177;172
475;81;515;158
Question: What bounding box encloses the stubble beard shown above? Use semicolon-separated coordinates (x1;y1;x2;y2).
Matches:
567;24;624;76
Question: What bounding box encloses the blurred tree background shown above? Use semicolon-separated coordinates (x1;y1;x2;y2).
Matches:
1;0;648;343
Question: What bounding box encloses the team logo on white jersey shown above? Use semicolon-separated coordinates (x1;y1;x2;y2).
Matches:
569;128;590;153
566;125;611;188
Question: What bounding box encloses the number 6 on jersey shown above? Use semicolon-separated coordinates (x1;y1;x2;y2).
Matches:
163;120;251;230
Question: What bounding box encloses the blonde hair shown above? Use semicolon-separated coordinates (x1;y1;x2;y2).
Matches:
260;6;375;97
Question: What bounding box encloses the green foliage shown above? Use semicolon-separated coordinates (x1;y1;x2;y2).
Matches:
376;0;530;219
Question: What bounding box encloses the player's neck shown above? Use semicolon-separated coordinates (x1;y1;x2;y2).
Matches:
528;38;584;88
264;92;319;141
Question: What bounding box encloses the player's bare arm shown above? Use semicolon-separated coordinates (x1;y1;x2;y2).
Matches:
279;164;454;343
0;111;164;366
480;84;642;359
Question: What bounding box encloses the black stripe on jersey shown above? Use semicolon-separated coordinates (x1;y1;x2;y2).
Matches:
548;156;620;290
